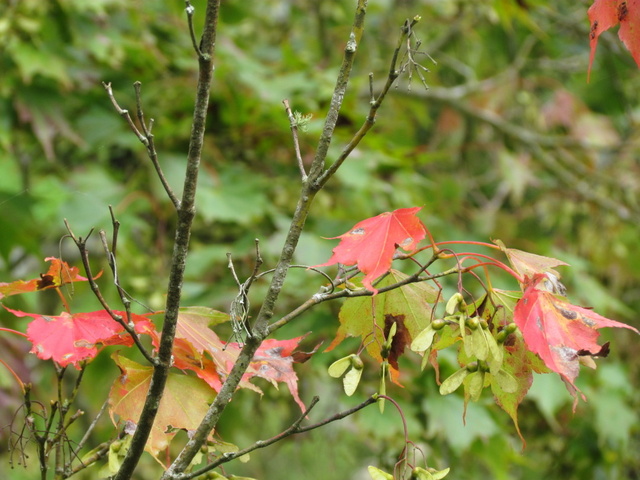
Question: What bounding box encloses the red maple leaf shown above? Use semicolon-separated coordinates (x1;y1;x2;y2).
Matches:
0;257;96;300
588;0;640;81
513;274;638;402
250;336;320;410
314;207;426;293
5;307;153;368
153;310;318;412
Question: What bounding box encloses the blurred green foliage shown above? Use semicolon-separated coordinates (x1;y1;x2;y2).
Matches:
1;0;639;479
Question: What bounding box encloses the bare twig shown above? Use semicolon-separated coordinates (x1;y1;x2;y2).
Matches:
75;399;109;454
316;16;426;188
102;82;147;145
64;221;156;365
184;0;203;58
283;99;307;181
102;82;180;209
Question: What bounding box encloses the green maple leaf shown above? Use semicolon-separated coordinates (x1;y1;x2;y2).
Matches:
326;269;438;382
491;331;547;446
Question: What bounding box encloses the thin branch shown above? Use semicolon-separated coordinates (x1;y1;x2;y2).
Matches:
75;399;109;453
133;82;180;209
184;396;377;479
243;238;264;293
282;99;307;181
267;253;443;334
184;0;203;58
64;221;155;365
306;0;368;184
316;16;424;188
102;82;147;145
102;82;180;209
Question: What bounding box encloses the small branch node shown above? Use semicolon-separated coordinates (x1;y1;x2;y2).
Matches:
283;99;308;181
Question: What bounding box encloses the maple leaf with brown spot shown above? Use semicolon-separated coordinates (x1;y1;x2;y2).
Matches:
243;336;320;412
514;273;639;403
0;257;97;300
314;207;426;293
588;0;640;81
327;270;438;384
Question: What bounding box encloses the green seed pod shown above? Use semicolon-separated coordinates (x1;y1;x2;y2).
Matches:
496;329;508;343
432;318;446;330
351;354;364;370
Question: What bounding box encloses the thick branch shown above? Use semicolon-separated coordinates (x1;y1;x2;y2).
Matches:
113;1;221;479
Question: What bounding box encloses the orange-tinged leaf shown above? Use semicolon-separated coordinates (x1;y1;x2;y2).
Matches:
152;310;315;411
108;353;216;465
514;274;639;403
5;307;153;368
314;207;426;293
0;257;97;300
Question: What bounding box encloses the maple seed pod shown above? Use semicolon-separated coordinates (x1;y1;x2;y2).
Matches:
467;316;479;330
496;329;508;343
351;355;364;370
466;362;478;372
445;292;465;315
506;323;518;334
432;318;446;330
479;319;489;330
478;360;489;372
